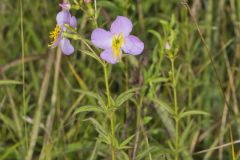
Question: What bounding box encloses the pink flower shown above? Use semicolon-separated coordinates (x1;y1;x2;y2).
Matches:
91;16;144;64
49;2;77;55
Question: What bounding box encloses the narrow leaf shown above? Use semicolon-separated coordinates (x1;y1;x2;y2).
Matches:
152;99;175;138
73;89;106;108
148;30;161;42
151;98;174;115
0;140;23;160
74;106;103;114
85;118;107;137
150;77;169;83
119;134;135;148
85;118;110;144
179;110;210;119
0;80;22;85
115;93;133;107
136;146;157;160
115;88;139;107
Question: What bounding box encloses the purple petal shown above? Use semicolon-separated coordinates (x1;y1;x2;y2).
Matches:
91;28;112;49
51;34;62;47
122;35;144;55
56;10;70;27
60;38;74;55
110;16;133;37
100;49;119;64
70;16;77;28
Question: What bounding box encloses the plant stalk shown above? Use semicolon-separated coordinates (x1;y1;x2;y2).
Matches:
103;63;115;160
171;58;179;160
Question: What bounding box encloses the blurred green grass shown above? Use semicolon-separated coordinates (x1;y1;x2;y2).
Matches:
0;0;240;159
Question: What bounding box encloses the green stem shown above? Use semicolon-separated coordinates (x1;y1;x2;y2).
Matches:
103;63;115;160
171;59;179;160
132;93;143;159
110;113;115;160
104;64;111;107
93;0;98;28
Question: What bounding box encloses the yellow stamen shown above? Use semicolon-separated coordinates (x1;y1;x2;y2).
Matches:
112;33;124;61
48;25;61;47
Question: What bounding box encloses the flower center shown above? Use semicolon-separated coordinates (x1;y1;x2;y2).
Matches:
49;25;61;46
112;33;124;60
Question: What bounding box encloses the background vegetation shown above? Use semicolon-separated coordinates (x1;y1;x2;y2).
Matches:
0;0;240;159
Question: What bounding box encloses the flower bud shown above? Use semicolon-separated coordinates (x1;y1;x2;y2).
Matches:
84;0;91;3
59;2;71;10
165;42;171;50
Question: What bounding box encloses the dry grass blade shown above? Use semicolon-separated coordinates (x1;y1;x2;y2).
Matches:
39;47;62;160
0;54;48;74
229;124;236;160
193;139;240;155
25;52;54;160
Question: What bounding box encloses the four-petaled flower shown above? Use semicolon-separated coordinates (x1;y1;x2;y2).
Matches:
91;16;144;64
49;2;77;55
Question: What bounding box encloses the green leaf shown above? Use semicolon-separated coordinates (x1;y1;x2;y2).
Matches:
151;98;174;115
0;80;22;85
97;1;119;11
98;134;111;145
52;142;86;157
180;121;193;146
80;50;104;66
119;151;130;160
0;140;23;160
73;89;106;108
73;89;98;99
179;110;210;119
143;116;152;125
74;105;103;114
84;118;110;144
148;30;161;43
136;146;157;160
152;99;175;138
0;113;15;131
116;93;133;107
118;134;135;150
118;146;132;150
149;77;169;84
85;118;107;136
159;19;169;26
115;88;139;107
